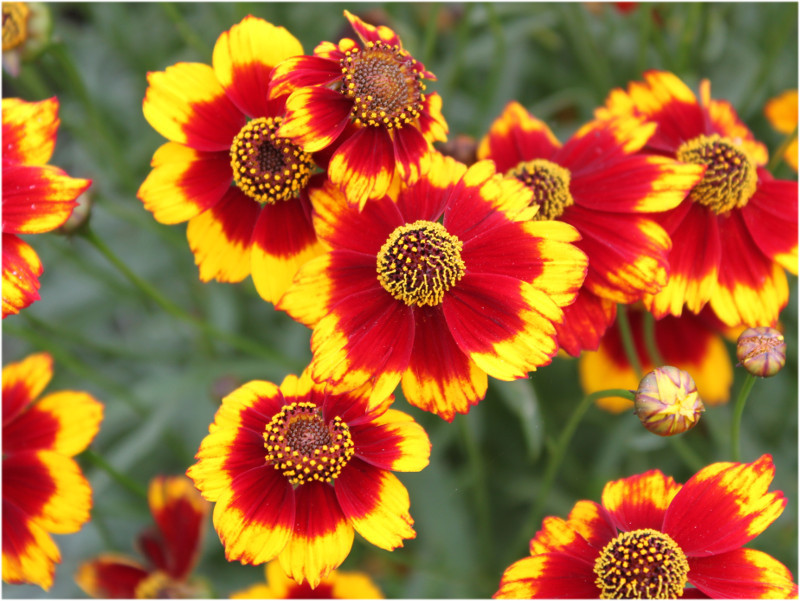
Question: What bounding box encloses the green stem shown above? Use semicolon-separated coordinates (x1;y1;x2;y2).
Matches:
479;2;506;124
731;373;757;462
161;3;213;60
509;388;635;562
767;126;798;174
81;449;148;499
668;434;705;473
420;3;442;67
616;305;643;379
642;311;665;367
458;414;493;569
560;3;612;101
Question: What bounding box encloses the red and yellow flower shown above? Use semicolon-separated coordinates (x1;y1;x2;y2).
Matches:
75;475;210;598
186;368;430;587
278;152;588;421
477;101;703;356
2;97;91;318
232;560;383;599
496;454;798;599
2;352;103;590
764;89;798;172
268;9;448;210
139;16;326;304
579;307;733;413
597;70;799;328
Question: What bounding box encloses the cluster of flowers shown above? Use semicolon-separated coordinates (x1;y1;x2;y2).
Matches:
2;7;798;599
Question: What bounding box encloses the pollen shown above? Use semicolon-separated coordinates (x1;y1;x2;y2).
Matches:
263;402;354;486
340;41;425;130
230;117;313;205
676;134;757;214
593;528;689;599
509;159;574;220
2;2;30;51
377;220;465;307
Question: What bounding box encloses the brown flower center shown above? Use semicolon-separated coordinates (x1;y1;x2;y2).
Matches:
340;41;425;130
264;402;354;486
676;134;757;214
510;159;574;220
593;528;689;599
2;2;29;51
230;117;313;204
377;220;465;307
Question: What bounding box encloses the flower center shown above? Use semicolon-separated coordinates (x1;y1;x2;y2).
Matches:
593;528;689;599
230;117;313;205
676;134;757;214
510;159;574;220
2;2;29;51
340;41;425;130
377;220;465;307
263;402;354;486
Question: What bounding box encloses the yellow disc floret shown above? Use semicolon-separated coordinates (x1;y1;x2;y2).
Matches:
340;40;425;130
676;134;757;214
593;528;689;599
264;402;355;486
230;117;313;205
377;220;465;307
510;159;574;221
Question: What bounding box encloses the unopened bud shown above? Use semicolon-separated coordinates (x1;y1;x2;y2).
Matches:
736;327;786;378
634;366;705;436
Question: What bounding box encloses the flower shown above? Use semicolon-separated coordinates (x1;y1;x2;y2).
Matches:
737;326;787;378
231;560;383;599
477;101;703;356
186;368;431;587
495;455;798;598
579;307;733;413
634;366;704;436
2;97;91;318
1;2;51;76
764;89;798;171
2;352;103;590
268;9;448;209
597;70;799;327
278;152;588;421
139;16;326;304
74;475;210;598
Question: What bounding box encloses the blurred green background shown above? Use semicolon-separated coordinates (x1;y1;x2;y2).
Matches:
3;2;797;598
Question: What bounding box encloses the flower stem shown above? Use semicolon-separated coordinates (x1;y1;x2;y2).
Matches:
731;373;757;462
161;3;212;61
767;126;798;174
642;310;665;367
81;448;148;499
508;388;635;563
459;413;493;566
616;304;643;379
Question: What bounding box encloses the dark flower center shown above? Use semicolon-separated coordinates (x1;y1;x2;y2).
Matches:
230;117;313;205
510;159;574;220
377;220;465;307
340;41;425;130
593;528;689;599
676;134;757;214
263;402;354;486
2;2;29;51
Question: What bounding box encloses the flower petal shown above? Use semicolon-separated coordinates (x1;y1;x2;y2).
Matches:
741;173;798;276
185;187;259;283
328;126;396;210
688;548;799;599
212;16;303;118
353;407;431;472
601;469;681;533
400;306;488;421
335;459;415;550
663;455;786;556
2;352;52;428
391;123;431;185
269;55;344;100
417;92;448;144
74;554;149;598
143;62;245;151
277;482;354;588
2;97;58;166
1;499;60;590
555;289;617;357
2;234;42;318
279;87;352;153
137;142;232;225
345;10;402;47
494;554;599;599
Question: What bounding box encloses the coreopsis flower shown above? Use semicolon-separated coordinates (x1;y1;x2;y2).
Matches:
1;2;50;76
579;307;733;413
278;152;588;421
2;352;103;590
2;97;91;318
597;70;799;327
764;89;798;171
496;454;798;599
231;560;383;599
139;16;326;304
737;326;787;378
268;9;448;209
75;475;210;598
186;368;431;587
477;102;703;356
634;366;704;436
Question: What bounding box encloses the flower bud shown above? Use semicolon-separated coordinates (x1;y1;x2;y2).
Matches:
736;327;786;377
634;366;705;436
